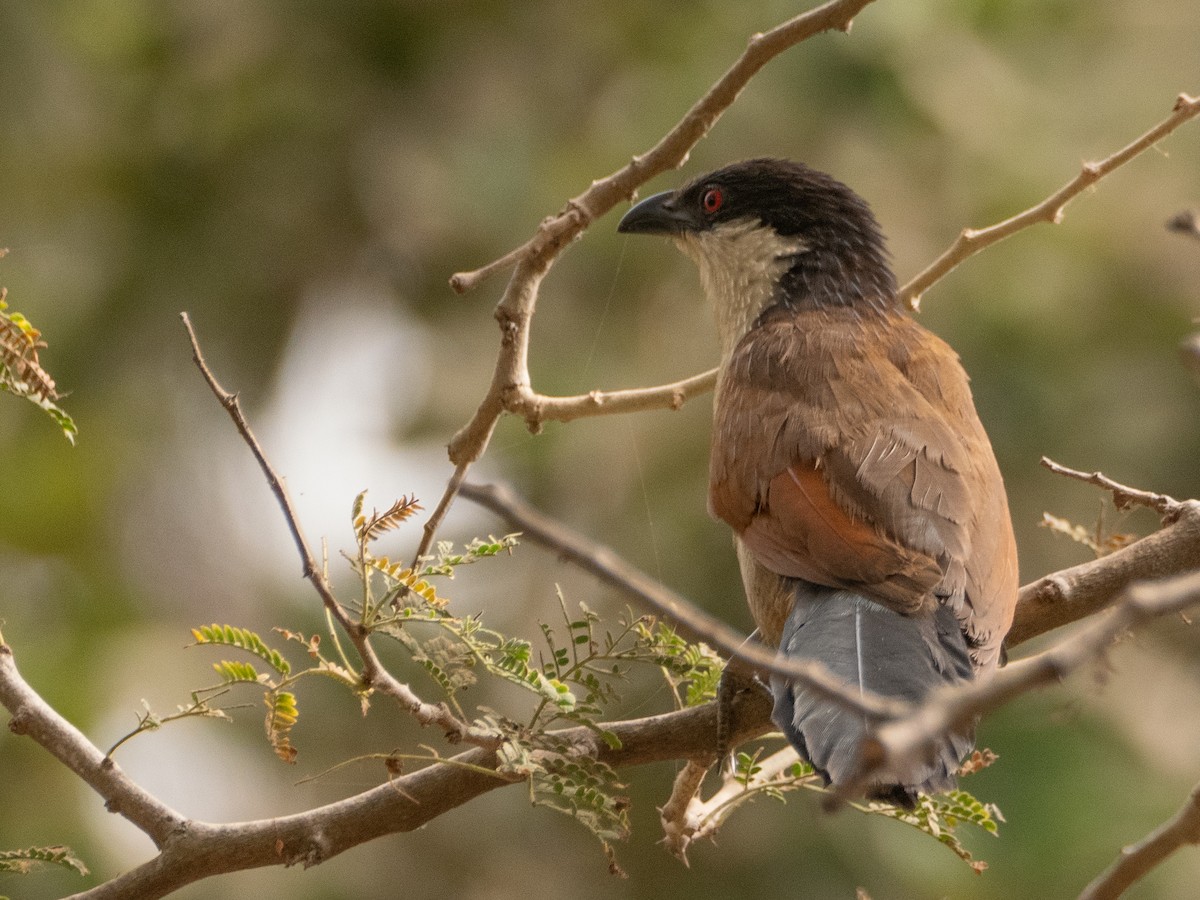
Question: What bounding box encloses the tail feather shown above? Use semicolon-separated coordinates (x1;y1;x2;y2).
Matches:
770;583;974;806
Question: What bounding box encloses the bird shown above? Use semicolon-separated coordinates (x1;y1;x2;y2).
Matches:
617;158;1018;806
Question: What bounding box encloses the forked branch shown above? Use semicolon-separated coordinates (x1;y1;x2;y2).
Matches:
899;93;1200;309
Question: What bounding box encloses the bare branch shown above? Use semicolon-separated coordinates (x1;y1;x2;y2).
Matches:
1041;456;1184;520
660;758;714;863
509;368;720;431
676;746;809;854
899;92;1200;310
411;460;470;566
1079;780;1200;900
180;313;498;749
0;645;184;848
410;368;719;565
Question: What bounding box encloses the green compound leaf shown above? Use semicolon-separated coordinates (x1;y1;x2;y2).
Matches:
192;624;291;676
211;659;261;685
266;691;299;764
498;735;631;847
866;788;1003;873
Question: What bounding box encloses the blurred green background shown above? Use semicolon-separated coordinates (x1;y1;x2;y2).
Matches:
2;1;1199;897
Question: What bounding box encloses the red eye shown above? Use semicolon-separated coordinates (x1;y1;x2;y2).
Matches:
702;187;724;214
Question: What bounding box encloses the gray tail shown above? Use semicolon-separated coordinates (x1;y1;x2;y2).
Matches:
770;582;975;808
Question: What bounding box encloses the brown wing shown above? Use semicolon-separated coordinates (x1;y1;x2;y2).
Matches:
710;305;1017;669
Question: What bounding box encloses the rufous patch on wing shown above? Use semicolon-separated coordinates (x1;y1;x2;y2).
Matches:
739;462;941;615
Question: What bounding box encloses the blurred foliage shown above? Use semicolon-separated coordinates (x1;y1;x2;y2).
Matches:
0;845;89;882
0;277;77;442
1;0;1199;898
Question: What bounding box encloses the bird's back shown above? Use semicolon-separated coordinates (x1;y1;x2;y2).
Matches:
711;303;1017;670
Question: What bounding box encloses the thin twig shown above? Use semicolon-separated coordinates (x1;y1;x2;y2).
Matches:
1079;780;1200;900
508;368;719;432
410;460;469;568
180;314;339;610
1041;456;1183;521
180;313;498;749
899;92;1200;310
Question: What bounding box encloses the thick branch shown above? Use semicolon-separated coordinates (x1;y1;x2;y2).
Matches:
0;645;184;847
1010;499;1200;646
53;677;769;899
1079;780;1200;900
898;92;1200;309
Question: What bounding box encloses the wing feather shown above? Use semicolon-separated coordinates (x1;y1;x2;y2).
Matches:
710;305;1017;667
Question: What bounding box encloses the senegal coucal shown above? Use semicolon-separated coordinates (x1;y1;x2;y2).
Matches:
618;158;1018;805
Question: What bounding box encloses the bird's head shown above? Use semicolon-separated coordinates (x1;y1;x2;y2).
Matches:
618;158;897;350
